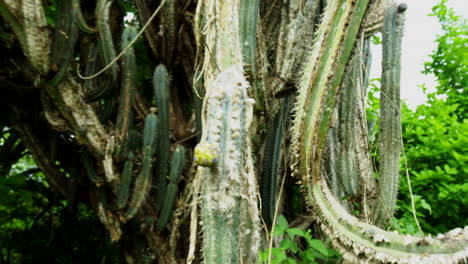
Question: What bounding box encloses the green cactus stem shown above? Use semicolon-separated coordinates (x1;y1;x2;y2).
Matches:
117;152;135;210
159;0;177;66
86;0;117;101
261;96;290;225
73;0;96;34
153;64;170;212
291;0;468;261
156;145;186;231
123;113;158;222
374;3;405;225
116;25;137;159
239;0;265;111
196;65;260;264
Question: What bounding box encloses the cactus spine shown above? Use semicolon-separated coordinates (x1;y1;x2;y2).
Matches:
156;145;186;231
374;3;404;225
153;64;170;212
196;66;260;264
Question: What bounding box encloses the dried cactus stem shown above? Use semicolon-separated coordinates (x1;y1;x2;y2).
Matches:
196;66;260;264
374;3;404;225
153;65;170;212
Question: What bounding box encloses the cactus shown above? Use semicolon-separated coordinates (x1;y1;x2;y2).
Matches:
4;0;468;263
73;0;96;34
374;3;405;225
153;64;170;212
49;0;78;86
123;113;158;222
117;152;135;210
196;66;260;264
116;25;137;159
86;0;117;101
159;0;177;67
261;96;290;224
156;145;186;231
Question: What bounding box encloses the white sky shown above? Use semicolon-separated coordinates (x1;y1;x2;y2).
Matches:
370;0;468;109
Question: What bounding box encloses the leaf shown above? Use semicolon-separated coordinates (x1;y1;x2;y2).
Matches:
308;239;328;257
276;215;288;230
287;228;305;238
270;248;287;262
280;238;299;253
420;199;432;215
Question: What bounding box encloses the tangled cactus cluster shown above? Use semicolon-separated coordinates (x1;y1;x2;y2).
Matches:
0;0;467;263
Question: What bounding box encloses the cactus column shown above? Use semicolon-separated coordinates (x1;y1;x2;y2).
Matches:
195;66;259;264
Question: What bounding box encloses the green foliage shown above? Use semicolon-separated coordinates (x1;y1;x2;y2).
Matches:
396;95;467;234
258;216;340;264
0;155;118;264
392;1;467;234
424;0;468;119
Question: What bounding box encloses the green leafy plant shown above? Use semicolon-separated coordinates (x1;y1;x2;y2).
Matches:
259;216;340;264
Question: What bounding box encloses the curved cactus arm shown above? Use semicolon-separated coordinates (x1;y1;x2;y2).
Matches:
374;3;405;225
86;0;117;101
290;0;468;262
310;181;468;263
73;0;96;34
195;66;260;264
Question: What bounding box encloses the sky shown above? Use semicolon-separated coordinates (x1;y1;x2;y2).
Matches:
370;0;468;109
